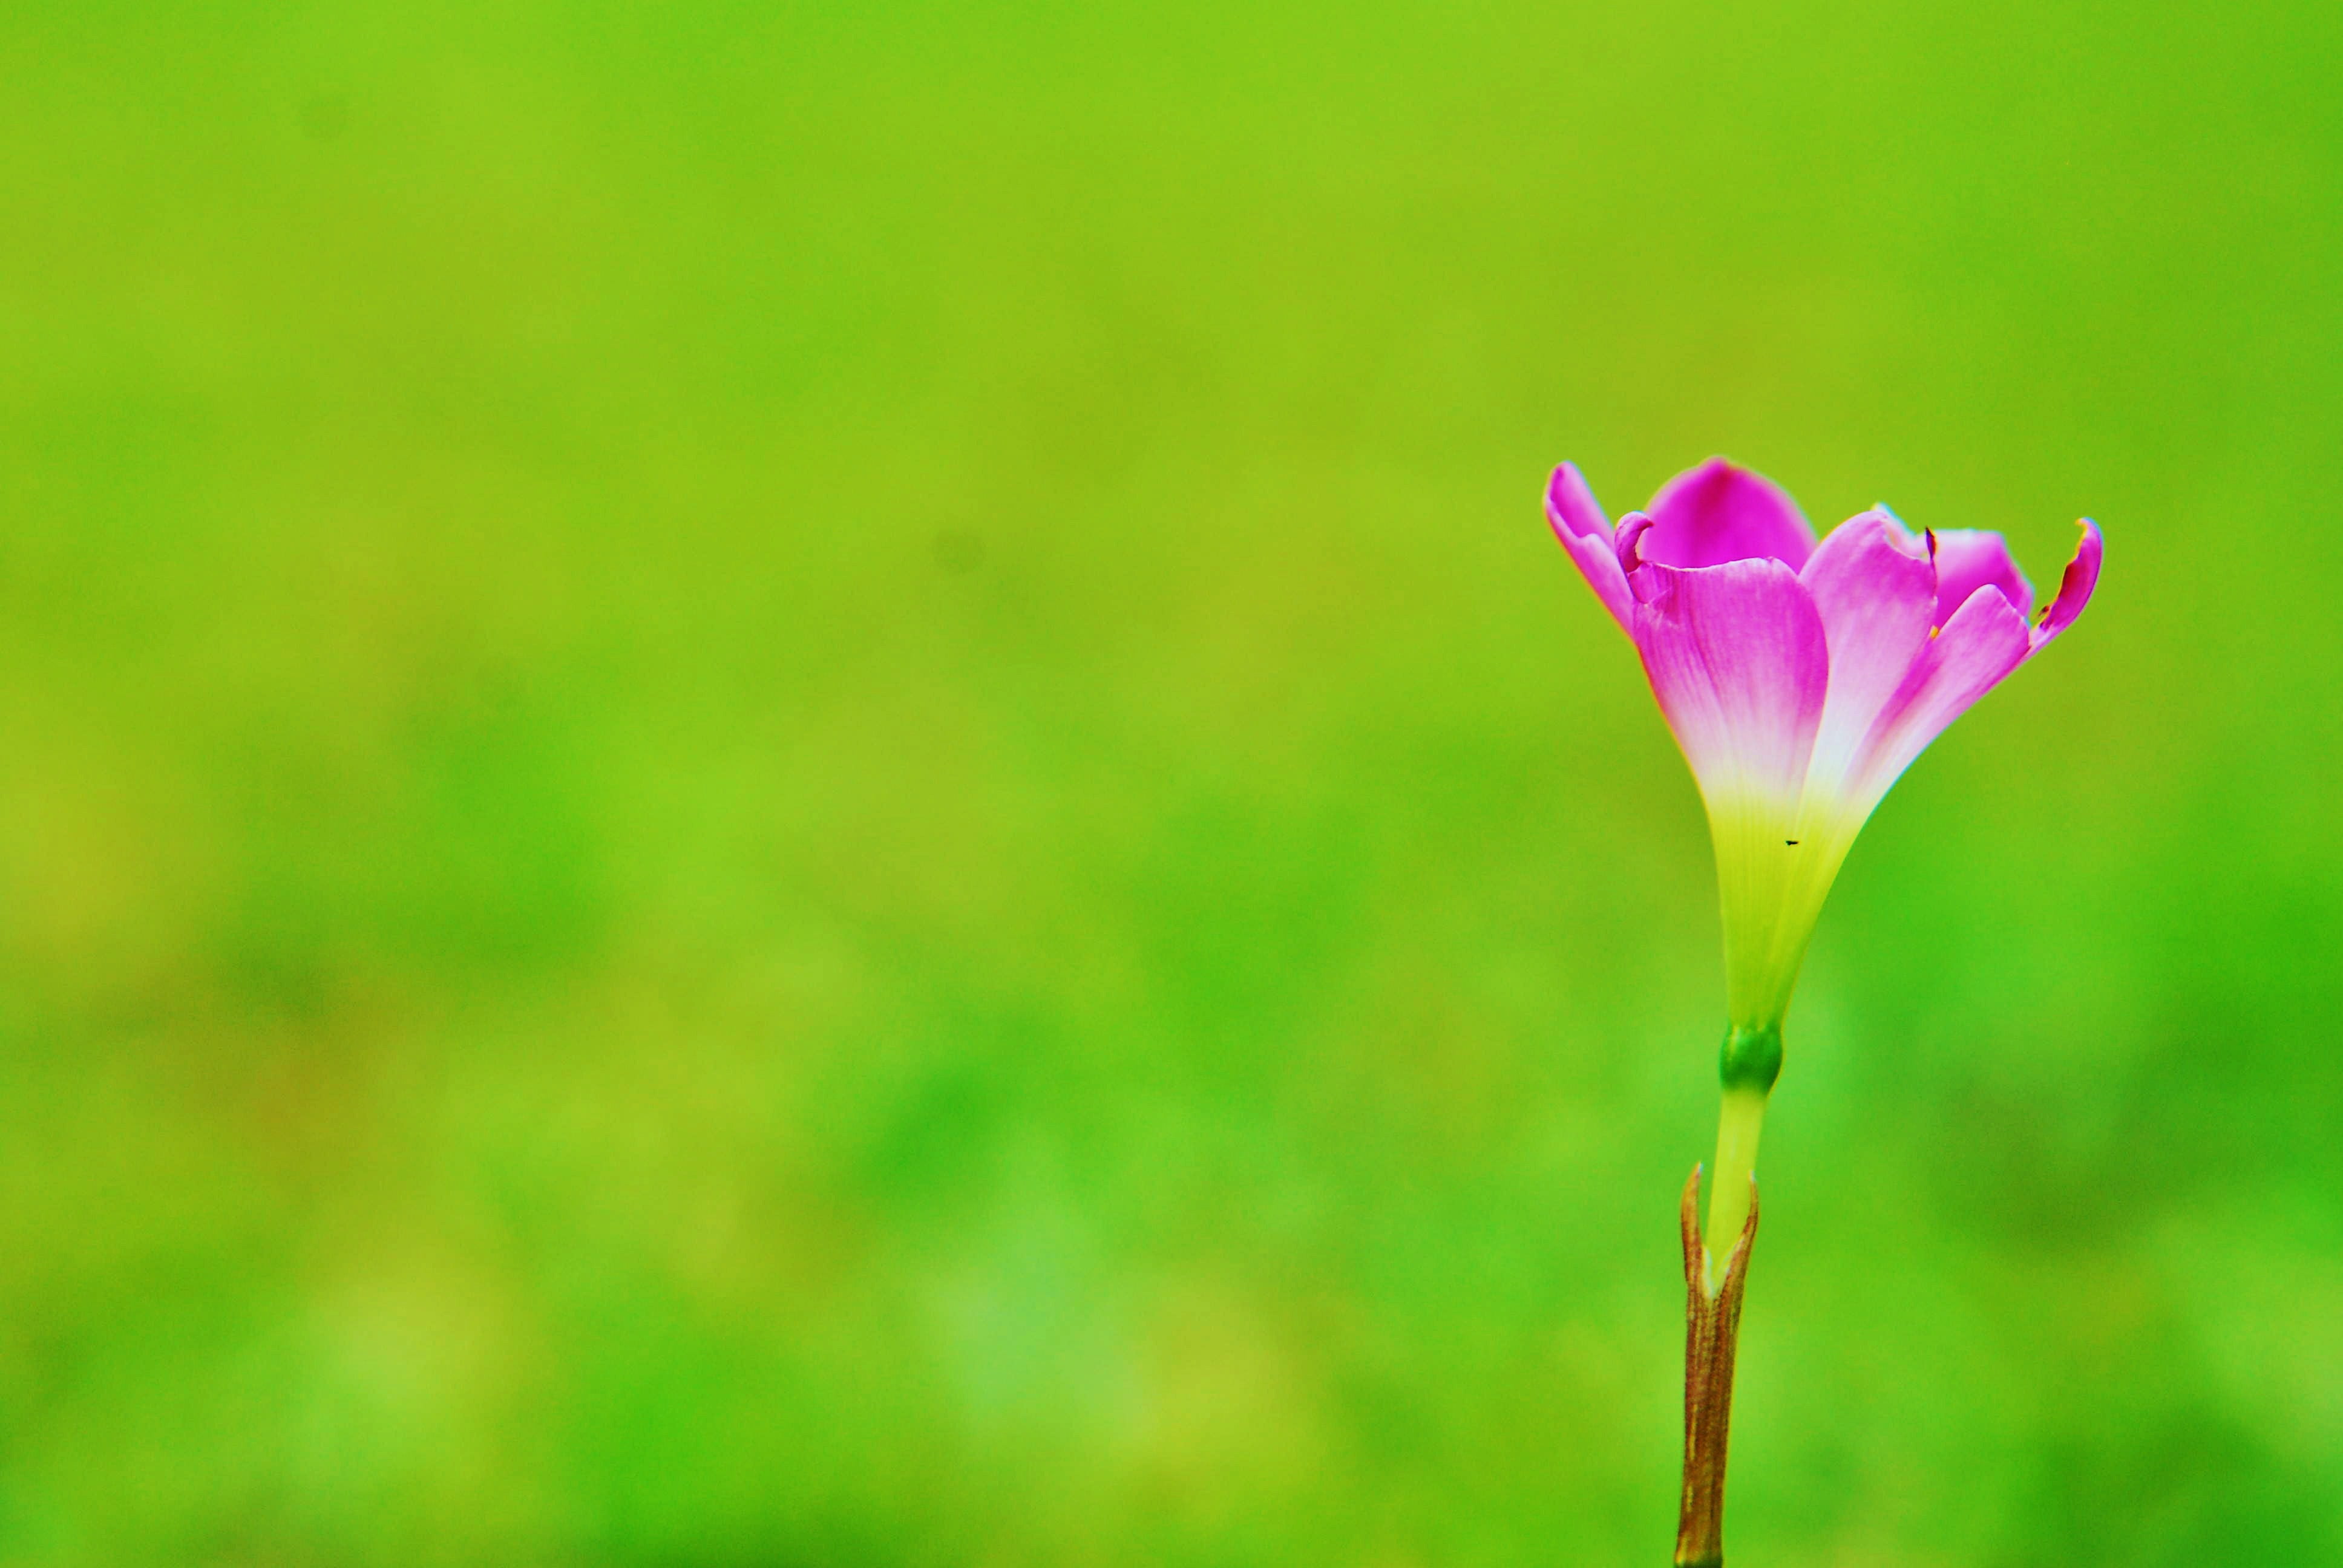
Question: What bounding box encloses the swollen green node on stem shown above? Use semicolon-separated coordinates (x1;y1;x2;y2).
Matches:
1717;1022;1781;1093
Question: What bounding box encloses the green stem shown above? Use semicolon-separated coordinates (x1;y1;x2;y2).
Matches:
1679;1025;1779;1561
1702;1088;1768;1291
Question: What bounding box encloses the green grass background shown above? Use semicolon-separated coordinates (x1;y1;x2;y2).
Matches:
2;1;2340;1563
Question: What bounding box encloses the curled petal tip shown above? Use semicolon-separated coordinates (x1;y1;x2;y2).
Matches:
2032;518;2103;649
1616;511;1655;572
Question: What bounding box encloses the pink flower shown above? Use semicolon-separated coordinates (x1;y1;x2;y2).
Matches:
1549;458;2102;1030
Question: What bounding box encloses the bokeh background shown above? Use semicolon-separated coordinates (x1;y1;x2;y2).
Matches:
3;1;2340;1563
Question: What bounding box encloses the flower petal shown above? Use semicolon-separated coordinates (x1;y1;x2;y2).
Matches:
1928;528;2033;626
1631;557;1832;1026
1798;509;1938;799
1545;462;1610;543
1842;584;2033;815
1545;464;1634;633
1637;458;1818;571
1628;558;1829;811
2031;518;2103;650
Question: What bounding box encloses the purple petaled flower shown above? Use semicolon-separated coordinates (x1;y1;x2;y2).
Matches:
1549;458;2102;1030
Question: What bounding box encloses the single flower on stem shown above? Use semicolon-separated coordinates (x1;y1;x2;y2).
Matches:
1547;457;2101;1566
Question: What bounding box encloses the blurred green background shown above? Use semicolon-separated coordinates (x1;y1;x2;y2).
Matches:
2;1;2339;1563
